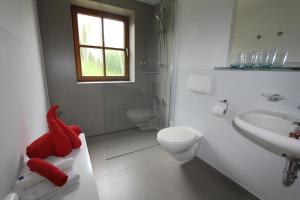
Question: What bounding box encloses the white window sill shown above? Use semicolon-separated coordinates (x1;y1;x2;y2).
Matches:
77;80;135;84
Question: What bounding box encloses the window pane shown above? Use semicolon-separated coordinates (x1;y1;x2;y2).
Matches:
104;18;125;48
80;47;104;76
105;50;125;76
77;14;102;46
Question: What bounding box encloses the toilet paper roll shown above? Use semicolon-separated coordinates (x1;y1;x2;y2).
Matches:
212;102;227;116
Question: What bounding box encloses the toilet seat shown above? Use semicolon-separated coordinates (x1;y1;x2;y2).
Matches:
157;127;200;154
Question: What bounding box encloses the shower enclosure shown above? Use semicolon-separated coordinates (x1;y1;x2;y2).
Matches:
153;0;177;130
102;0;176;132
98;0;177;158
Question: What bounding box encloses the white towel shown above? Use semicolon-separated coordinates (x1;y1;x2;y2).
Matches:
3;193;19;200
15;168;80;200
15;158;74;190
39;182;79;200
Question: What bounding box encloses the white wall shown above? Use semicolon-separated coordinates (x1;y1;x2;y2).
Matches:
173;0;300;199
175;0;233;69
232;0;300;62
0;0;48;198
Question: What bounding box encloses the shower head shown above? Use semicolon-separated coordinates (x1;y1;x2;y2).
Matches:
155;14;163;33
155;15;160;22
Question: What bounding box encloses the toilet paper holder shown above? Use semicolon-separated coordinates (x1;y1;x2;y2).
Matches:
219;100;229;114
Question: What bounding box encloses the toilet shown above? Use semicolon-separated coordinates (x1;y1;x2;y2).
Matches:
157;127;203;161
126;108;156;131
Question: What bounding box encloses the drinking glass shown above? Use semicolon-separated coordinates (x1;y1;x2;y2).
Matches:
229;53;240;68
230;52;245;68
238;52;246;68
262;49;277;68
243;51;255;68
253;51;262;68
273;51;288;67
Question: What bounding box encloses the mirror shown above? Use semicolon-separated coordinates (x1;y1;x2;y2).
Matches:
229;0;300;68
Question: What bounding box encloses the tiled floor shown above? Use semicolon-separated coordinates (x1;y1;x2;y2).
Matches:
87;129;259;200
88;129;158;159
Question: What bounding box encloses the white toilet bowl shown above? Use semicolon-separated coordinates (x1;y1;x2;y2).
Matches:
126;108;155;130
157;127;203;161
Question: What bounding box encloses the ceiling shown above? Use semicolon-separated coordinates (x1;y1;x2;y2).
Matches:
136;0;160;5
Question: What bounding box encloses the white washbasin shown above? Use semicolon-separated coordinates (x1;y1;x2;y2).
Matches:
234;109;300;158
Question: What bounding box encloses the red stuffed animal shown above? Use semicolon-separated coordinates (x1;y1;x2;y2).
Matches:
26;105;82;186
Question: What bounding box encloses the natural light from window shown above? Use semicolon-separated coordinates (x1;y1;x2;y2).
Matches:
104;18;125;48
73;8;128;81
78;14;102;46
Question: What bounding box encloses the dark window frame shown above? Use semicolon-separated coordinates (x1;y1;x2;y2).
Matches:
71;6;130;82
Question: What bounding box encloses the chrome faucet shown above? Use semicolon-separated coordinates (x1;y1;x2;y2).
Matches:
284;107;300;186
290;122;300;140
292;122;300;132
261;93;285;102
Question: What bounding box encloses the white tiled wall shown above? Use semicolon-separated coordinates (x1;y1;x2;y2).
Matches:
173;0;300;199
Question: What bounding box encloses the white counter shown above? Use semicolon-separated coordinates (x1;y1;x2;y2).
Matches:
51;134;100;200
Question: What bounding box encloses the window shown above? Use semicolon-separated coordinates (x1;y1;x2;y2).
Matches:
71;6;129;82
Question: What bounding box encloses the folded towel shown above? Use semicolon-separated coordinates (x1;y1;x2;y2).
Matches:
46;106;73;157
68;125;82;136
39;181;79;200
15;158;74;189
50;105;81;148
26;126;80;159
27;158;68;187
3;193;19;200
15;168;80;200
25;133;54;159
26;105;82;159
55;117;81;149
22;157;73;175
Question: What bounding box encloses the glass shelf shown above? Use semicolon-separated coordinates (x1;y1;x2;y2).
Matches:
214;67;300;72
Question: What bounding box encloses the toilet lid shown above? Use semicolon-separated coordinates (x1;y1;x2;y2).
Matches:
157;127;197;144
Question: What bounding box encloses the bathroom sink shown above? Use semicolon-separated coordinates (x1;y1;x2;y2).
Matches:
234;109;300;158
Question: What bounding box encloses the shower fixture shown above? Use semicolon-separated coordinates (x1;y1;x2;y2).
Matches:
155;15;163;33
